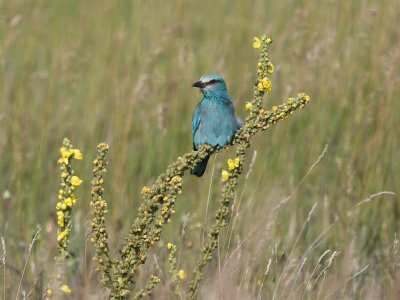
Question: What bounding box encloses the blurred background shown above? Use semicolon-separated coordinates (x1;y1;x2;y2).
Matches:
0;0;399;298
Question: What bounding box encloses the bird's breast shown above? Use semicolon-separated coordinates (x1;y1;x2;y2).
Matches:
195;102;239;147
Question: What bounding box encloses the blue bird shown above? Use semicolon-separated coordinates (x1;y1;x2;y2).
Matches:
191;75;243;177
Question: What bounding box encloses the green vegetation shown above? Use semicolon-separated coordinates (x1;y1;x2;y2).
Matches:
0;0;399;299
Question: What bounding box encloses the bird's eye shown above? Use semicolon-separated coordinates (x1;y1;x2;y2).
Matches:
210;79;217;84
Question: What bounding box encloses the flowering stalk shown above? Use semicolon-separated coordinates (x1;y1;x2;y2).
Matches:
186;35;310;299
132;275;161;299
117;174;183;290
89;143;120;294
56;138;83;259
86;34;310;298
167;243;185;299
49;138;83;298
89;143;163;298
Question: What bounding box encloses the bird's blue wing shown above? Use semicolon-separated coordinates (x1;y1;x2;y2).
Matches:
192;103;202;150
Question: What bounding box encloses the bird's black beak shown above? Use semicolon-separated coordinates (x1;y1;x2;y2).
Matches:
192;81;205;88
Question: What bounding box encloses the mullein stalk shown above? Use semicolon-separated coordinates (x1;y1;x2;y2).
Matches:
56;138;83;258
87;34;310;299
167;243;185;299
89;143;119;294
186;35;310;299
53;137;83;297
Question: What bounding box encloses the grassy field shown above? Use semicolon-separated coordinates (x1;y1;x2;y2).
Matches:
1;0;399;298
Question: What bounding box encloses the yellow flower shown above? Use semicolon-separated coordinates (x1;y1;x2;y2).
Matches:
47;289;52;295
140;186;151;194
167;243;172;249
71;176;83;187
257;82;264;91
178;269;186;280
262;77;272;94
71;194;78;205
253;37;261;50
60;284;71;294
299;93;310;102
267;62;274;74
60;147;74;160
262;77;271;88
245;102;252;110
65;197;72;207
61;203;67;210
228;160;235;170
266;37;272;44
273;106;278;111
57;229;69;242
221;170;229;182
60;147;67;157
73;149;83;160
61;172;67;178
260;109;265;114
171;176;182;183
227;158;240;170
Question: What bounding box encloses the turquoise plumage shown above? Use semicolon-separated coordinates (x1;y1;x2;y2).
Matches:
191;75;243;177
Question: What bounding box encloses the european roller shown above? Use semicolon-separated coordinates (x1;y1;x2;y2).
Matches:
191;75;243;177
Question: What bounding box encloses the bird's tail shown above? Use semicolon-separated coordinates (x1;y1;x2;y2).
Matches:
191;155;210;177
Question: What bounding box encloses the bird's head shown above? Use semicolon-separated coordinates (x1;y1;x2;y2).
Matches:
192;75;228;98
